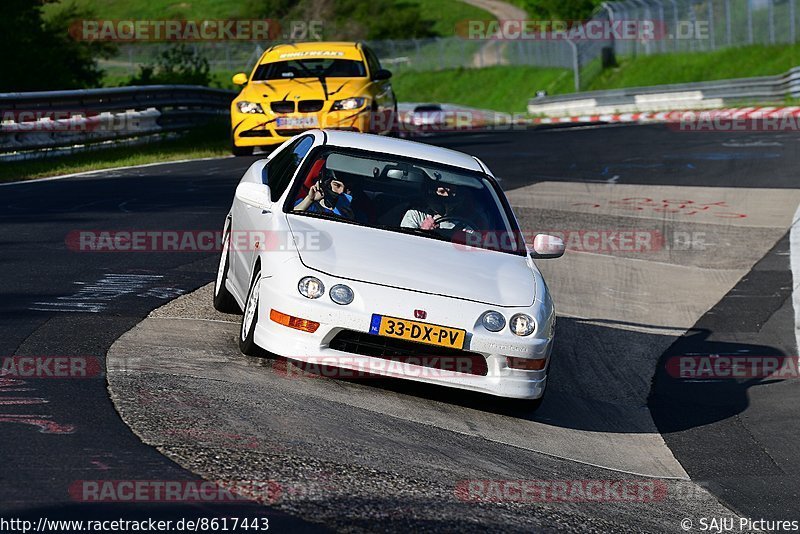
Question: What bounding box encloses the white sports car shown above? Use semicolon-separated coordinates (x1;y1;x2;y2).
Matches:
213;130;563;407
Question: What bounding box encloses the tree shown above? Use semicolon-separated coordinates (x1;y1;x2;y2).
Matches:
0;0;114;92
128;45;211;86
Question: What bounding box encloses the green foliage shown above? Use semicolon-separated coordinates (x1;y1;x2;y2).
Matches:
127;45;211;86
0;0;115;91
337;0;437;39
243;0;437;39
510;0;604;20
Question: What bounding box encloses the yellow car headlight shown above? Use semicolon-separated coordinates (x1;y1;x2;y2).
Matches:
236;101;264;114
330;97;367;111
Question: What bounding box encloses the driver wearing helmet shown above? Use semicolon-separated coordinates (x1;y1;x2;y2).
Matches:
401;181;462;230
293;168;355;219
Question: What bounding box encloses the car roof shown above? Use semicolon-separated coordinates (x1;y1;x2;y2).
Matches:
319;130;484;172
259;42;364;63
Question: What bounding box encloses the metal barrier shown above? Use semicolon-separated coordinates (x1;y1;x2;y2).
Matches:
528;66;800;116
0;85;235;158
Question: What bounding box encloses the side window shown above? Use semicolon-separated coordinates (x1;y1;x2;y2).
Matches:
264;136;315;201
363;47;381;78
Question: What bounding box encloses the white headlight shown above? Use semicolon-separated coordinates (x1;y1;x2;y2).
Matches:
331;97;366;111
298;277;324;299
237;101;264;114
329;284;354;305
481;311;505;332
509;313;535;336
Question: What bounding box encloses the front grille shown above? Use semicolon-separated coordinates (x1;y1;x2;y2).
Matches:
329;330;488;376
298;100;324;112
240;129;273;137
271;101;295;113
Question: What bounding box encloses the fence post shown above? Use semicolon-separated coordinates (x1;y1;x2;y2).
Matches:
791;0;797;43
707;1;715;50
769;0;775;44
669;0;679;53
568;39;580;92
725;0;731;47
747;0;753;44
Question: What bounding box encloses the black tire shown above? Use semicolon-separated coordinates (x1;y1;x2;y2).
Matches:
232;142;254;157
239;267;262;356
213;229;241;314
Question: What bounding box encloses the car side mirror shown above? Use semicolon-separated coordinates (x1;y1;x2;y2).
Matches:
529;234;565;259
232;72;248;85
373;68;392;81
235;182;272;210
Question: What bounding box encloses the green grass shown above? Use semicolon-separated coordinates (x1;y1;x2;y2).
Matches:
392;66;572;112
390;42;800;113
0;120;230;183
406;0;491;37
583;42;800;91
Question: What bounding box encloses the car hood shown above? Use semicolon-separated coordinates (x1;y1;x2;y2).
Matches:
287;215;535;307
239;78;371;106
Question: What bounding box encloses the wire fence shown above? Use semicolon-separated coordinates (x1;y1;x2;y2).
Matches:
605;0;800;57
98;38;575;82
97;0;799;93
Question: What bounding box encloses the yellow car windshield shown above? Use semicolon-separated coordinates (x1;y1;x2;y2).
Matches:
253;59;367;80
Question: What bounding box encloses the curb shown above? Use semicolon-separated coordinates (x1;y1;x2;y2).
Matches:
530;106;800;125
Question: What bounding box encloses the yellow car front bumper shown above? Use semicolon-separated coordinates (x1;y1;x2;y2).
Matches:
231;109;372;147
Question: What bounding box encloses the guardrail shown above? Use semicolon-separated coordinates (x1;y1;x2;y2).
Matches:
528;67;800;117
0;85;236;159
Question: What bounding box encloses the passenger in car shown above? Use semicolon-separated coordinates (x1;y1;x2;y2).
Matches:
293;169;355;219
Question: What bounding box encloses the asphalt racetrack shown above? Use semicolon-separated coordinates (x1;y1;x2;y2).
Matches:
1;123;799;532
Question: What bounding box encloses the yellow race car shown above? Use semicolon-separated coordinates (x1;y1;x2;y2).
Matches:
230;41;398;155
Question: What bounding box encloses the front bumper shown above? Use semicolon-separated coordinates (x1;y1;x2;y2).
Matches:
232;109;372;147
253;263;555;399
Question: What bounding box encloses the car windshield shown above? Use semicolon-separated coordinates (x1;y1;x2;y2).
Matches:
287;148;523;255
253;59;367;80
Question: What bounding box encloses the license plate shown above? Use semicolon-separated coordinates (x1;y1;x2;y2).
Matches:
369;314;465;349
276;115;318;128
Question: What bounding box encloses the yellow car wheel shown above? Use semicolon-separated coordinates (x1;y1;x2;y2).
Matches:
231;135;253;157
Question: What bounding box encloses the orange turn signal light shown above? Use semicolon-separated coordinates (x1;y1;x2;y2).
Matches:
507;356;547;371
270;309;320;333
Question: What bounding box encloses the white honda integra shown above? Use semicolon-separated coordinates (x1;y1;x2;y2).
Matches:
214;129;563;407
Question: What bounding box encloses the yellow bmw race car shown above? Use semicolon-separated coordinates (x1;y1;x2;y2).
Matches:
230;41;398;155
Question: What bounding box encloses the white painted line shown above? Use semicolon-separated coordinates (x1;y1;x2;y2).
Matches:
0;155;236;188
790;202;800;358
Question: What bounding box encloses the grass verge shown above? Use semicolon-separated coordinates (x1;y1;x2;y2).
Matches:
584;42;800;91
392;42;800;113
0;120;230;184
392;66;573;112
